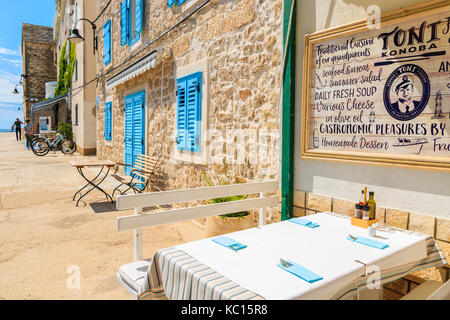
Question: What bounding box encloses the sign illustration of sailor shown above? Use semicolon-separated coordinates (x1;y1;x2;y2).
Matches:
391;75;420;114
383;64;430;121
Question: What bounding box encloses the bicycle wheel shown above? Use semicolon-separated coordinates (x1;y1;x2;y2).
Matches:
32;138;50;156
60;139;77;154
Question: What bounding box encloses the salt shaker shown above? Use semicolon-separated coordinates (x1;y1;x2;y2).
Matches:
368;223;377;237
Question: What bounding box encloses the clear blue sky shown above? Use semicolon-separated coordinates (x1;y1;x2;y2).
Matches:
0;0;56;129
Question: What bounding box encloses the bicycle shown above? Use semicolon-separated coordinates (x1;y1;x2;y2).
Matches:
32;131;77;156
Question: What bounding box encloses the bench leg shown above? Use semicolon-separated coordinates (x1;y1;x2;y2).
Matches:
357;287;383;300
134;207;143;261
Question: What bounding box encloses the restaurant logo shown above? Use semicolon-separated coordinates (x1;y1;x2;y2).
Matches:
377;18;447;57
383;64;430;121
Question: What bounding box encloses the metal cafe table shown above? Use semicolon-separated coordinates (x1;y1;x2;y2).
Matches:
135;212;447;300
70;160;116;207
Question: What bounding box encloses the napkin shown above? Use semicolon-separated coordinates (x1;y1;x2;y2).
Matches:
211;236;247;251
277;260;323;283
289;218;320;228
347;235;389;250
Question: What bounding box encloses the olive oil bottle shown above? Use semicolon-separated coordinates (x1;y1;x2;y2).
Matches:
367;191;376;220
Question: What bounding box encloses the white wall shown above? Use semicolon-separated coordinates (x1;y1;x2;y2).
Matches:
71;0;97;153
294;0;450;219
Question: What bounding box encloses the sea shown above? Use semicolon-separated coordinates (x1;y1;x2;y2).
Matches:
0;129;11;132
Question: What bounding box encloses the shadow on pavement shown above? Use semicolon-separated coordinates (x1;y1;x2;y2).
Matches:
89;201;118;213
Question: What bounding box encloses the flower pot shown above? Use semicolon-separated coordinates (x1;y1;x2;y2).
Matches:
205;213;255;237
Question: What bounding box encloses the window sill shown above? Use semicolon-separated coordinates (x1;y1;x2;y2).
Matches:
104;140;113;147
129;37;142;53
104;61;113;73
172;0;204;15
173;148;207;165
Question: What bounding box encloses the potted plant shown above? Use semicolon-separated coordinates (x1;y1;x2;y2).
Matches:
57;122;73;140
202;160;256;237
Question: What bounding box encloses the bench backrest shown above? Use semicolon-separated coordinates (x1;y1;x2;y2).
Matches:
132;154;160;181
115;180;279;261
428;279;450;300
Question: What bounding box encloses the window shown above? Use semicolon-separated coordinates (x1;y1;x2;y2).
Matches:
103;20;111;65
74;104;79;126
104;102;112;141
75;59;78;81
176;72;202;152
121;0;144;47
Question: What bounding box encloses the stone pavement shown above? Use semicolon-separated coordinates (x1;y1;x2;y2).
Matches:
0;133;206;299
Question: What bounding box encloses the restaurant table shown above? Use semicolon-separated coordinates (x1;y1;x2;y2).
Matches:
137;212;448;300
70;160;116;207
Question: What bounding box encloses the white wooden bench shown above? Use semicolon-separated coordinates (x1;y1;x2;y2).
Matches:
400;279;450;300
115;180;279;299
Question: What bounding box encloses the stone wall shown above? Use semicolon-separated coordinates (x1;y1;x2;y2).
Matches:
293;189;450;300
95;0;282;223
22;23;57;124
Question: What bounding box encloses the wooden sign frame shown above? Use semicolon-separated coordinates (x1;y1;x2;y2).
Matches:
301;0;450;171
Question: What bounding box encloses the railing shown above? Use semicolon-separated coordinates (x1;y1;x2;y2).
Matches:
116;180;279;261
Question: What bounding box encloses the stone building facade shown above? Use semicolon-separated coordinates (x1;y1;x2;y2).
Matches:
21;23;58;125
94;0;282;223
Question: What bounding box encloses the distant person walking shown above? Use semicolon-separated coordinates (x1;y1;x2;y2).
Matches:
24;119;34;150
12;118;23;141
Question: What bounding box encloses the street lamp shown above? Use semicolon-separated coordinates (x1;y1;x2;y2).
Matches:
68;18;98;54
68;28;84;42
12;74;27;94
12;86;21;95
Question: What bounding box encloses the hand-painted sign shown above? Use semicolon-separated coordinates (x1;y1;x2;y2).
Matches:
302;1;450;170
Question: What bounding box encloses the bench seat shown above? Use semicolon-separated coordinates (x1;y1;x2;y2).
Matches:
116;260;152;297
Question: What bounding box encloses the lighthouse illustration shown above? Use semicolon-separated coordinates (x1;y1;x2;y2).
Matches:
431;90;444;119
312;121;319;149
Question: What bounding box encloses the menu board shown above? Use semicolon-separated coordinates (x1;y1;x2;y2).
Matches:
301;2;450;170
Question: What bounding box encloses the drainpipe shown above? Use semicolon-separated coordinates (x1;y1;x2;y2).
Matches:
281;0;296;221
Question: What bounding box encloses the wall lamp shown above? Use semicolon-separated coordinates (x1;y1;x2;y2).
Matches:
68;18;98;54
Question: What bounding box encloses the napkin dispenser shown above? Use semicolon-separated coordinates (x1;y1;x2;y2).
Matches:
351;217;378;229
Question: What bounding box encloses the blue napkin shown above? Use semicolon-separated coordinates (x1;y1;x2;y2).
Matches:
211;236;247;251
277;260;323;283
289;218;320;228
347;235;389;250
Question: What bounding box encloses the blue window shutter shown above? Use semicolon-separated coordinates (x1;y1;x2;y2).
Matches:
121;0;129;46
177;0;186;5
132;92;145;186
105;102;112;140
176;79;187;151
176;72;202;152
124;98;134;175
168;0;177;7
135;0;144;35
186;73;202;152
103;20;111;65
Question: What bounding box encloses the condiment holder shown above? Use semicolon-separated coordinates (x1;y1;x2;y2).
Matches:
351;217;378;229
352;187;377;229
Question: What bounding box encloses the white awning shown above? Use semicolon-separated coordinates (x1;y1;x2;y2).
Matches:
106;51;158;90
31;93;69;112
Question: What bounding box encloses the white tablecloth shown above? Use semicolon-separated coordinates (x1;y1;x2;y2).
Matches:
176;212;428;300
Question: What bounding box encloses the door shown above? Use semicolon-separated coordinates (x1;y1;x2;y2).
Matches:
124;91;145;178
